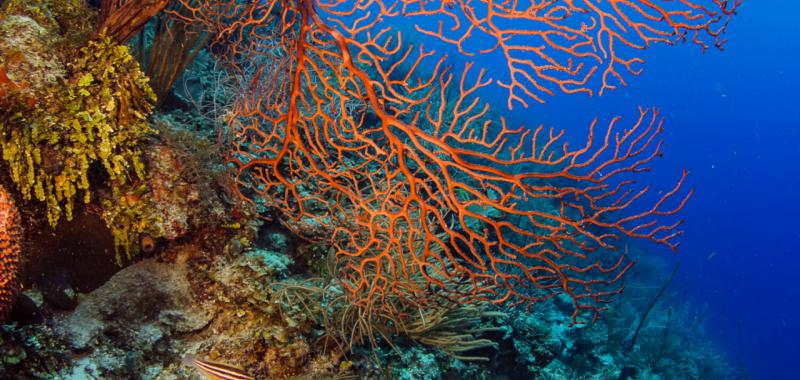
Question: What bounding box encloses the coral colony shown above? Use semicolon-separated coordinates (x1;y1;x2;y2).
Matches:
0;1;744;379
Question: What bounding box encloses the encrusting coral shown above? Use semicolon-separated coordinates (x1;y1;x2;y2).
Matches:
0;0;175;267
0;35;154;228
0;0;96;46
0;185;21;321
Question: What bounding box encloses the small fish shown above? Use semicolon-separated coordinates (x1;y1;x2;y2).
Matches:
182;354;255;380
706;250;718;261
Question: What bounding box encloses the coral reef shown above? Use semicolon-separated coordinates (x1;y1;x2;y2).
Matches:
99;109;231;263
0;234;747;379
0;321;68;377
0;1;747;380
0;33;154;227
0;9;175;261
145;113;229;240
0;15;65;96
169;1;737;337
15;234;341;379
0;185;21;320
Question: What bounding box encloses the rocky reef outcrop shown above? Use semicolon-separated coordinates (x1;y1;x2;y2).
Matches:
55;255;213;379
16;230;345;380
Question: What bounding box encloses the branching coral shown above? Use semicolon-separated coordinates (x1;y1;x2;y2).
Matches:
391;0;741;108
0;35;154;229
0;185;21;320
177;0;740;107
173;0;735;326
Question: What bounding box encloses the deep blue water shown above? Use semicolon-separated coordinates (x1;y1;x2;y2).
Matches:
199;2;796;377
271;2;796;376
207;2;796;376
516;2;800;378
328;2;797;376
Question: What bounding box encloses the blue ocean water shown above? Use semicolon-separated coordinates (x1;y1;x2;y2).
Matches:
110;2;796;378
381;2;798;377
509;2;799;378
1;1;793;378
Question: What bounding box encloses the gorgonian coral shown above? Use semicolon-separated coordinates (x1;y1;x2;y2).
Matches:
174;0;734;324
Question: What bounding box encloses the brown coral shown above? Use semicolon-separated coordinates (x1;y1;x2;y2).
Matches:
0;184;21;320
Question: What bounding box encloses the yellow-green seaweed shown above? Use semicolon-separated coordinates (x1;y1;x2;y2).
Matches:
0;36;155;232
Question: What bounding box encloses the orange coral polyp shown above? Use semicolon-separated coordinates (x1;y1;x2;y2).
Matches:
172;0;730;322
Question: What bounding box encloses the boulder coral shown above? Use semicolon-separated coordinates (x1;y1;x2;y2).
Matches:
0;184;21;320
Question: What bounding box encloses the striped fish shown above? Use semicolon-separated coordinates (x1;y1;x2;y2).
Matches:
182;354;255;380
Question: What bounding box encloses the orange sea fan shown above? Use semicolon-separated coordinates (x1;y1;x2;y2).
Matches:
341;0;742;108
172;0;730;322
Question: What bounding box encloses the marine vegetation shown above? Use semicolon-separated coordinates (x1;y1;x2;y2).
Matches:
131;2;210;105
0;0;177;264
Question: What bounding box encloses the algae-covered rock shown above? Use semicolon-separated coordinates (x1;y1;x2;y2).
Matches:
393;346;441;380
0;15;65;93
0;0;96;46
243;248;293;278
53;258;213;378
57;258;212;350
142;142;227;242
